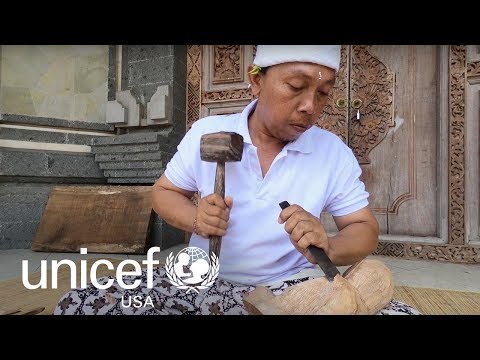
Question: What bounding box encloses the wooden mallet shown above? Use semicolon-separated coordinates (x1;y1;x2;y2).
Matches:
200;131;244;257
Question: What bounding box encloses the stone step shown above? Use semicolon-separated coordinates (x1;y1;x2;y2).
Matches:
91;143;160;154
1;113;114;132
103;169;163;178
90;131;169;146
99;160;162;170
0;127;112;146
95;151;164;162
0;149;104;180
107;177;158;184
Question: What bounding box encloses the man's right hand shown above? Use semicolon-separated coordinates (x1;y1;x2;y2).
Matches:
195;194;233;238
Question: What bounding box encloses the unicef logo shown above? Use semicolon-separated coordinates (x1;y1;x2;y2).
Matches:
165;247;219;293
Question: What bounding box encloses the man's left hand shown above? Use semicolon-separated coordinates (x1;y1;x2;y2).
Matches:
278;204;329;264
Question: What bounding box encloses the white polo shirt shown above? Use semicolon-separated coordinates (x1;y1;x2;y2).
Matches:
164;99;369;286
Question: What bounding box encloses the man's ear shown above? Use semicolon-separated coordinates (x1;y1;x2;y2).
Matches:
247;65;262;97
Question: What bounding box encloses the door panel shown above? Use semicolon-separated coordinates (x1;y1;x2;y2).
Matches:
200;45;254;118
321;46;439;237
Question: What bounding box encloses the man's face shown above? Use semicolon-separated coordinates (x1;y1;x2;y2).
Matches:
253;62;336;141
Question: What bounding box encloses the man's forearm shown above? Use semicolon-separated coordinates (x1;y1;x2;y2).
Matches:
152;189;197;233
327;222;379;266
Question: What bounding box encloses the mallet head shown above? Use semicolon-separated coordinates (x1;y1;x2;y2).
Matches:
200;132;244;162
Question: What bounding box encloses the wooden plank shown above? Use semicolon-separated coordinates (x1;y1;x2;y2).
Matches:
31;185;153;254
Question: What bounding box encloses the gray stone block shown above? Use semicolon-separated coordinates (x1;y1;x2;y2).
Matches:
107;177;157;184
90;143;160;154
0;203;46;222
148;220;185;250
0;183;53;203
0;185;50;249
172;107;186;131
91;132;160;146
108;45;117;101
99;160;162;170
0;127;110;146
0;176;106;184
172;83;186;114
0;127;67;143
0;149;104;179
66;133;111;146
0;150;47;176
103;169;162;178
95;151;162;162
121;45;130;92
1;114;114;132
127;45;172;63
128;57;173;87
0;236;31;249
46;152;104;178
173;45;187;70
0;221;40;249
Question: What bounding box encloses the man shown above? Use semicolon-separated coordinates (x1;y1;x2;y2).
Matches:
54;45;418;315
154;45;379;283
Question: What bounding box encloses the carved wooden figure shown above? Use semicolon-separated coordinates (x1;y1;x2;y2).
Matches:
243;259;394;315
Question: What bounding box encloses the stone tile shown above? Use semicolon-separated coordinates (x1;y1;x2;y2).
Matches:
0;86;36;115
392;265;480;292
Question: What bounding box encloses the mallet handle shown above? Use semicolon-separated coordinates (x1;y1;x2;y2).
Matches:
209;161;225;257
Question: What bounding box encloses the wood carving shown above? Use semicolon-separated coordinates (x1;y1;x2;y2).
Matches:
317;45;349;143
187;45;202;130
349;45;396;164
405;243;480;263
467;60;480;78
202;89;252;103
373;241;405;257
213;45;242;84
449;45;466;245
373;242;480;264
243;259;393;315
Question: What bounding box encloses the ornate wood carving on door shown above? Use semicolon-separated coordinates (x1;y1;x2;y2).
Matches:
187;45;255;131
317;46;395;165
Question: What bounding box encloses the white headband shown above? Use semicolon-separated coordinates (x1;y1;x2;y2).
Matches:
253;45;341;72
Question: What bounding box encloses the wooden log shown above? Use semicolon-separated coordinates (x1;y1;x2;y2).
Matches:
243;259;393;315
343;259;394;314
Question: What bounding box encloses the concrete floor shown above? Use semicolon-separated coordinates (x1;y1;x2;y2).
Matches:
1;244;479;292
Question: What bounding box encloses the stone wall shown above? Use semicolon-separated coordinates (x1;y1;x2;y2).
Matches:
0;45;109;123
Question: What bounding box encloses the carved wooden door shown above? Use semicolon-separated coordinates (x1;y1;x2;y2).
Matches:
188;45;442;242
186;45;255;129
320;45;441;242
